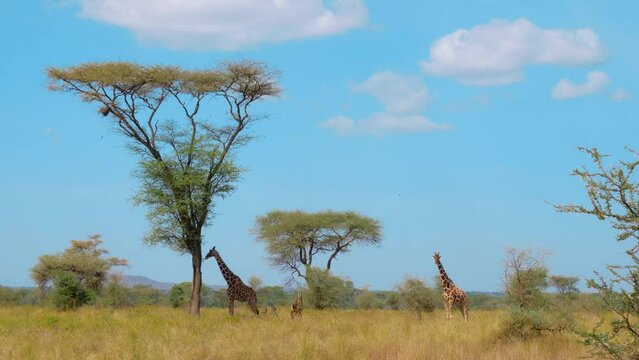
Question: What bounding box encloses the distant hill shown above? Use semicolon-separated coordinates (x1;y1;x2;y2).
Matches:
121;275;175;291
121;275;225;291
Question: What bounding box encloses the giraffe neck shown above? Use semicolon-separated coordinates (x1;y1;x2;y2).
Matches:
212;253;239;286
435;259;455;290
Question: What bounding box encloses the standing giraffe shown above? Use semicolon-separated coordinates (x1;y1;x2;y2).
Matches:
433;252;468;322
205;246;259;315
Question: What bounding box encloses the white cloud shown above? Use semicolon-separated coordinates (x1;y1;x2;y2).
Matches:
318;116;355;135
609;88;632;102
351;71;428;113
320;113;448;136
420;18;604;86
74;0;367;50
551;71;609;100
319;71;449;136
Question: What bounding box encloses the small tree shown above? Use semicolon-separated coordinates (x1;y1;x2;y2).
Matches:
48;61;280;316
396;277;436;319
501;247;551;339
557;147;639;359
502;247;548;310
31;235;127;293
254;210;381;282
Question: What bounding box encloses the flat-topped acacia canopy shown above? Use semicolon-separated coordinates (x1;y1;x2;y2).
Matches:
47;61;280;99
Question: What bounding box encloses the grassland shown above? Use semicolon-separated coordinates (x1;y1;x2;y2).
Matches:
0;306;590;360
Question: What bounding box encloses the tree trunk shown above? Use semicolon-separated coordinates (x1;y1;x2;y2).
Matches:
189;248;202;316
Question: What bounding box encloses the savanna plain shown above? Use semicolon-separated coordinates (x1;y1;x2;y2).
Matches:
0;306;593;360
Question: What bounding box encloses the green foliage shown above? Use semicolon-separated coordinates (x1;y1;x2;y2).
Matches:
0;287;39;306
355;287;383;310
128;285;163;306
101;279;132;309
500;248;577;339
256;286;289;307
31;235;127;293
134;147;241;253
503;247;549;310
51;271;94;311
169;285;186;308
384;291;402;310
396;277;436;318
467;292;508;310
254;210;382;280
305;267;355;310
557;147;639;359
549;275;580;302
0;286;22;305
500;308;552;339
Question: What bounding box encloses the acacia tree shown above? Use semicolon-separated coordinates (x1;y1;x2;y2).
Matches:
48;61;280;315
31;234;127;293
556;147;639;359
548;275;579;301
254;210;382;281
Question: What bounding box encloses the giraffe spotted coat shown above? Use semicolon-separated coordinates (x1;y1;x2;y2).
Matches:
205;246;259;316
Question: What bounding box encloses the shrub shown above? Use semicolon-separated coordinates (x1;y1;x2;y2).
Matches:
396;277;436;318
305;267;355;309
0;286;20;305
500;308;551;339
355;287;382;310
51;271;93;310
169;285;186;308
101;280;131;309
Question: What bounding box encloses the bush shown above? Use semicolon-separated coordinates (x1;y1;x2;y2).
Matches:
128;285;162;305
500;308;551;339
169;285;186;308
0;286;20;305
396;277;436;318
384;292;402;310
256;286;288;307
101;280;131;309
355;287;382;310
305;267;355;309
51;271;93;310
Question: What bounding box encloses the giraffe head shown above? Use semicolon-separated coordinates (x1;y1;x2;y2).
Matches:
204;246;218;260
433;251;441;263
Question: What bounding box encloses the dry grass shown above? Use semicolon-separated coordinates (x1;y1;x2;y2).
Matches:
0;306;590;359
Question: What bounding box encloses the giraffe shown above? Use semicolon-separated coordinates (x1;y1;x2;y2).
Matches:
205;246;259;315
433;252;468;322
290;290;303;318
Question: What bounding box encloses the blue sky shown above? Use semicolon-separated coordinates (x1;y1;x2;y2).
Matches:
1;0;637;291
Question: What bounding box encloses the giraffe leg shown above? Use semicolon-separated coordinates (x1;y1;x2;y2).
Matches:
445;302;452;320
248;298;259;315
229;299;235;316
462;301;468;322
